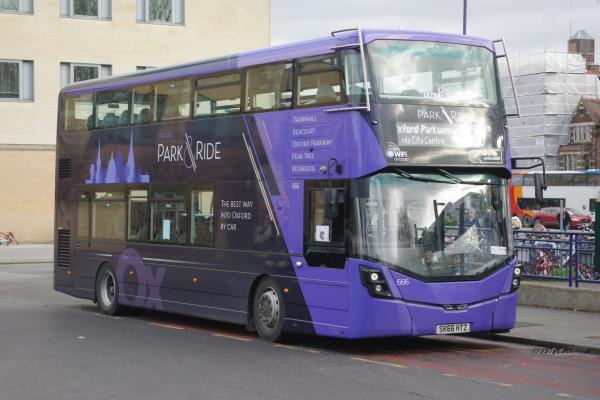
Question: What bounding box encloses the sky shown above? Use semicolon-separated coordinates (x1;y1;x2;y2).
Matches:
271;0;600;58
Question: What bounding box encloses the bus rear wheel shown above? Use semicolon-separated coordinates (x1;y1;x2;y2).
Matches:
252;277;285;342
96;264;123;315
522;215;531;228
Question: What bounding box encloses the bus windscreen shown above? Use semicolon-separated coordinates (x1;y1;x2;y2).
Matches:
352;171;511;279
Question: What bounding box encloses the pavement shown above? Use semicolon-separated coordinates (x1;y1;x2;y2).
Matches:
0;243;53;264
2;244;599;355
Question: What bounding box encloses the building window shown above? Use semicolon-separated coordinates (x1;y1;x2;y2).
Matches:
59;0;110;19
73;0;97;16
0;0;33;13
0;59;33;101
73;64;99;82
136;0;184;25
149;0;170;21
60;62;111;87
136;66;155;71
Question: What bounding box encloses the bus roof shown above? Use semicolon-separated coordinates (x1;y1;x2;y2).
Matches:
60;28;495;96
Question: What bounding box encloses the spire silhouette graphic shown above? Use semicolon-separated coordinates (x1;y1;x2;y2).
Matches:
85;131;150;184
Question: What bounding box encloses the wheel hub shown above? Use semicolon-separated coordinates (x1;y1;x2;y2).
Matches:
257;289;279;328
100;271;116;307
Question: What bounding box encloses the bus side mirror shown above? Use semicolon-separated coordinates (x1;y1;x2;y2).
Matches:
325;188;340;219
534;174;544;203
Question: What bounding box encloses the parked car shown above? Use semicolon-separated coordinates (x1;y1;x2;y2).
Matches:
532;207;593;229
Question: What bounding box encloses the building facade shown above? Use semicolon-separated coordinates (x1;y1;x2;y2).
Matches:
558;97;600;170
568;29;598;72
0;0;270;243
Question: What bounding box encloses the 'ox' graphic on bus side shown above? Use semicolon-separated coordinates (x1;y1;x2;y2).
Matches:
116;248;166;310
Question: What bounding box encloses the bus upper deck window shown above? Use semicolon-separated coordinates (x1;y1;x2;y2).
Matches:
96;90;130;129
132;85;153;125
342;50;367;105
194;74;241;118
244;63;292;112
154;79;191;122
64;93;95;132
296;56;343;107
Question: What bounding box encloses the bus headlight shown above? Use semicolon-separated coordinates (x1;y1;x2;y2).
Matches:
360;266;392;298
511;265;521;291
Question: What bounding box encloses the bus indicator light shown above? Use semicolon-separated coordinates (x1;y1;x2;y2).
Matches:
283;288;289;294
192;277;199;284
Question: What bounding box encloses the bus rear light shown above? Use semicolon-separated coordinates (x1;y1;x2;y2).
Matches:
283;288;289;294
360;266;392;298
192;277;199;284
128;270;135;277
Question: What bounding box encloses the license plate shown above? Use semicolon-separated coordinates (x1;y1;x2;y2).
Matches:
436;323;470;335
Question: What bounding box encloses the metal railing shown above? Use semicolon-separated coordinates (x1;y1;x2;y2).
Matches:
513;229;599;287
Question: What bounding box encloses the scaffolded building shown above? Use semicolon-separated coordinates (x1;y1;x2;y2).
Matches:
501;52;600;170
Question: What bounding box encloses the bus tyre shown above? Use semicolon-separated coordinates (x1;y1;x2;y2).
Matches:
522;215;531;228
253;277;285;342
96;264;122;316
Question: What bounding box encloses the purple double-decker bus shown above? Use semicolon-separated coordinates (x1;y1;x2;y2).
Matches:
55;28;521;341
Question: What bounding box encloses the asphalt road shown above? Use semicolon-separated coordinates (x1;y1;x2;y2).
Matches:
1;263;599;400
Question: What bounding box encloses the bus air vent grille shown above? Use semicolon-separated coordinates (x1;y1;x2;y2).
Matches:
58;158;72;179
57;229;70;268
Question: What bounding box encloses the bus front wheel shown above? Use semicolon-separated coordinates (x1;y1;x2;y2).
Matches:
252;277;285;342
95;264;123;316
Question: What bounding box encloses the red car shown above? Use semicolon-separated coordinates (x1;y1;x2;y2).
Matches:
533;207;593;229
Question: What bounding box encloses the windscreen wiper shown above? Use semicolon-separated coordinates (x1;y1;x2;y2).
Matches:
437;169;464;184
437;169;500;186
396;170;450;184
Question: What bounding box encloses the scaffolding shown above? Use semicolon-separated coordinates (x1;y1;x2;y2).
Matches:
500;52;600;170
